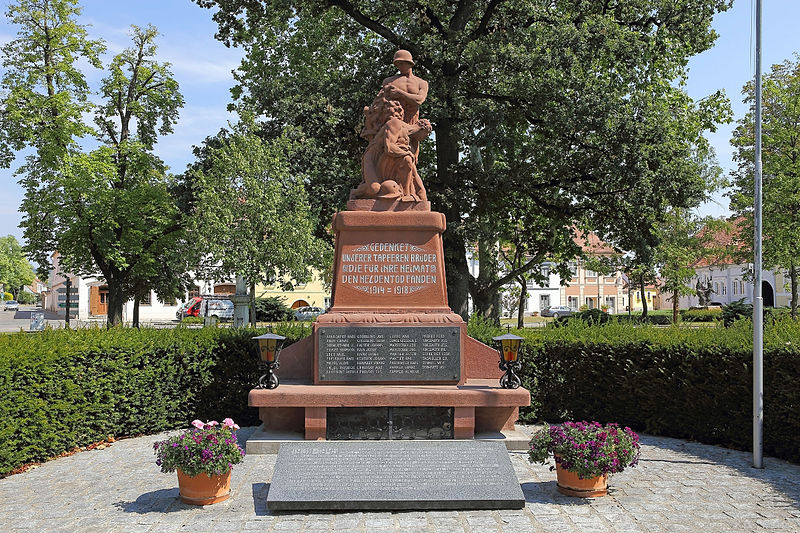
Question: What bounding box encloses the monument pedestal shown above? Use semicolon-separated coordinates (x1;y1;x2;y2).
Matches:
248;209;530;447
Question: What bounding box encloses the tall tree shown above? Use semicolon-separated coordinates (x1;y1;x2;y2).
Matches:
654;209;730;323
1;4;187;326
730;55;800;318
0;236;36;297
195;0;732;319
0;0;104;169
188;120;327;317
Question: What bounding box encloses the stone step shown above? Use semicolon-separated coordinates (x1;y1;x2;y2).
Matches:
245;424;531;454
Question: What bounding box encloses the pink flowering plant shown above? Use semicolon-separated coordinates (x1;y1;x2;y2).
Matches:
153;418;245;477
528;421;641;479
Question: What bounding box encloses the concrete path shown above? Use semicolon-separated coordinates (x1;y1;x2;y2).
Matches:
0;427;798;532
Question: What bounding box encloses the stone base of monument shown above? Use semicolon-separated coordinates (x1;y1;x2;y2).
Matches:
266;441;525;511
245;424;531;454
249;379;530;442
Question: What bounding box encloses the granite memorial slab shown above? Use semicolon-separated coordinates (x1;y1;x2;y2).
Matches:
318;326;460;382
266;440;525;511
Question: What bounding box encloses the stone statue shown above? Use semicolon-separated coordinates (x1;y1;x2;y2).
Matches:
354;50;432;203
696;277;713;306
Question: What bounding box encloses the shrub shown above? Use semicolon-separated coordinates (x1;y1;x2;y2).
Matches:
16;292;37;305
0;324;309;475
680;307;722;322
517;318;800;463
722;298;751;326
554;308;611;326
254;297;294;322
466;313;502;344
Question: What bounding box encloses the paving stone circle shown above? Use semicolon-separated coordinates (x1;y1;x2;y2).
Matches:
0;426;798;532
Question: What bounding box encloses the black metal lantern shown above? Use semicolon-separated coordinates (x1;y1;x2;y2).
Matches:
253;333;286;389
493;332;524;389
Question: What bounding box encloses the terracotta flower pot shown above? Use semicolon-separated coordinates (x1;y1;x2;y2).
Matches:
555;462;608;498
177;469;231;505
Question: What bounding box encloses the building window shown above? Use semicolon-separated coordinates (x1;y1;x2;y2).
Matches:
141;291;152;306
732;281;738;295
721;283;727;295
526;278;536;289
568;262;578;277
585;269;597;278
188;285;200;299
568;296;578;309
540;294;550;309
713;282;719;294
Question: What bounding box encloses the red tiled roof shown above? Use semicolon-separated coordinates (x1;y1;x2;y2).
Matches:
573;230;616;255
692;217;748;268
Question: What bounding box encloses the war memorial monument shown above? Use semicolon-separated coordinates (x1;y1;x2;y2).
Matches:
248;51;530;511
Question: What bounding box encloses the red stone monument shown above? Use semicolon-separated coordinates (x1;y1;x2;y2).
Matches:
248;51;530;449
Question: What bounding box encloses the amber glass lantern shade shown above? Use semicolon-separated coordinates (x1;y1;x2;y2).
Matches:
253;333;286;389
492;333;524;389
495;334;522;363
254;333;285;363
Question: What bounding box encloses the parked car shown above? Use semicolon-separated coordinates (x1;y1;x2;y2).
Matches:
540;305;575;318
176;297;202;319
294;306;325;321
207;299;234;320
3;300;19;312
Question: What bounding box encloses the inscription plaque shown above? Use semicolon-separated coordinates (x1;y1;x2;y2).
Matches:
318;326;460;382
267;441;525;510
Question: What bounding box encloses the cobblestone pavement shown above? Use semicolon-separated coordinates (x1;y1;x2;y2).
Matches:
1;427;798;532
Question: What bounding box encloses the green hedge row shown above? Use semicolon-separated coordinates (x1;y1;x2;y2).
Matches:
470;317;800;463
3;318;799;474
0;324;309;474
680;308;722;322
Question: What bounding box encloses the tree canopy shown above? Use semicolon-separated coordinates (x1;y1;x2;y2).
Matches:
0;235;36;297
195;0;733;319
1;0;188;325
187;119;327;295
730;54;800;318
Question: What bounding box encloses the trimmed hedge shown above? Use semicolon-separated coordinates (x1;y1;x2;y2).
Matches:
0;324;309;474
680;307;722;322
3;318;799;474
515;320;800;463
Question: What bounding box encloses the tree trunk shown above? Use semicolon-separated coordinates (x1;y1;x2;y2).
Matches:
473;236;500;323
517;277;526;330
672;288;679;325
249;281;257;327
434;113;470;321
133;295;140;328
472;288;500;324
443;229;470;320
639;273;648;318
791;264;798;319
107;279;125;327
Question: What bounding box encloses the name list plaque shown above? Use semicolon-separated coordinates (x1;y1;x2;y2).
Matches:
318;326;460;382
267;441;525;510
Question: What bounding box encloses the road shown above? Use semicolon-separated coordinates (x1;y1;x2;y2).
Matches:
0;305;67;333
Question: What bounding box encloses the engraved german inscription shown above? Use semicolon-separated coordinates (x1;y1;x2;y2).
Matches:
340;241;438;295
318;326;460;382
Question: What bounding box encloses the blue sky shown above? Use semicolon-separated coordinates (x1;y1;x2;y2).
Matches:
1;0;799;244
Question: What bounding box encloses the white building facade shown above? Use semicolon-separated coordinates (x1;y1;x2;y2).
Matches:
679;263;791;309
44;252;220;322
